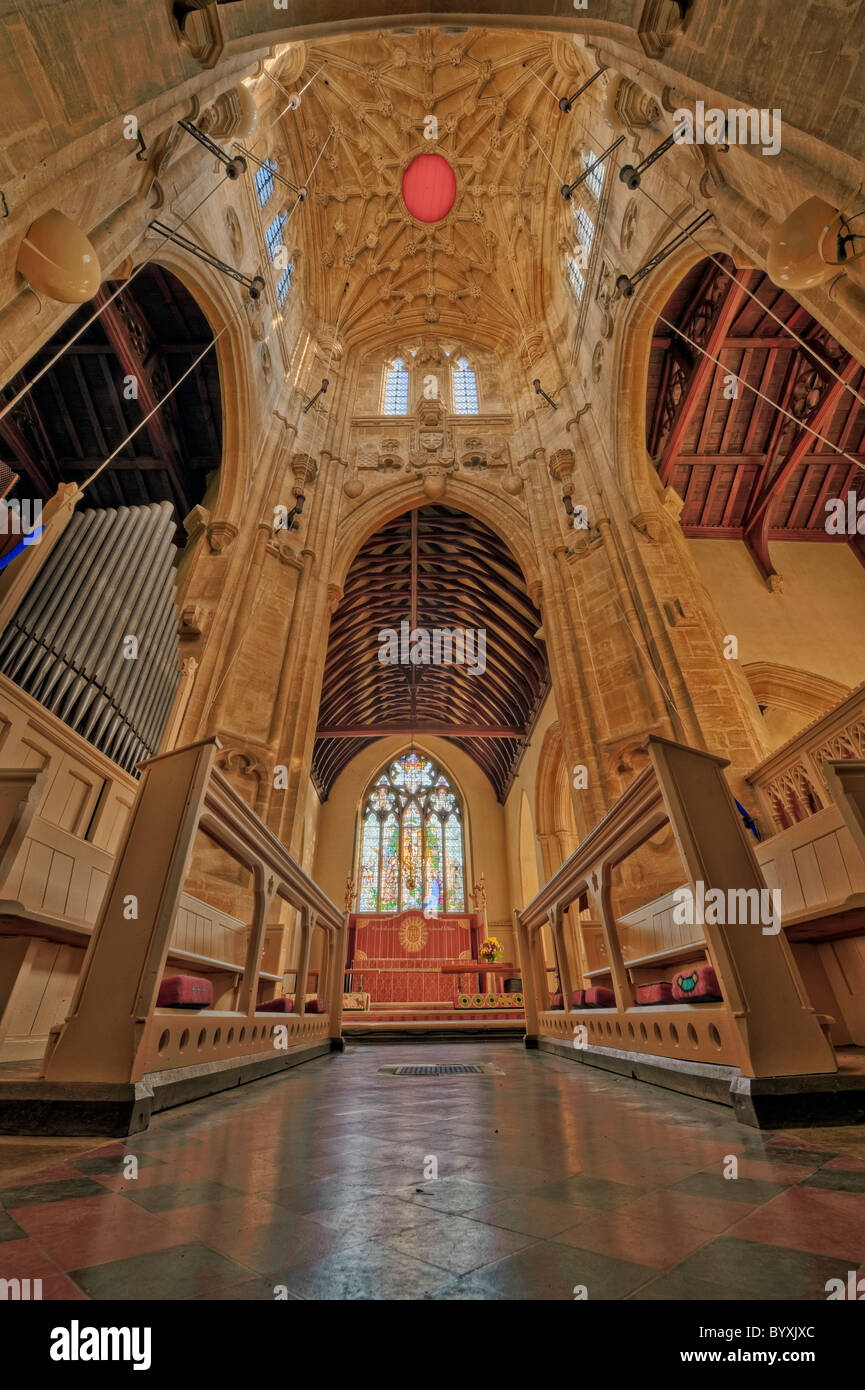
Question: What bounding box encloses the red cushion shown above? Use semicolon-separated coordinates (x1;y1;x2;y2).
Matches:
673;964;722;1002
636;981;674;1005
305;997;326;1014
256;995;294;1012
157;974;212;1008
584;986;615;1008
570;988;587;1008
549;992;564;1009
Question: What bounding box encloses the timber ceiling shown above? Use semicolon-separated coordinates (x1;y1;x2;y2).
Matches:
646;256;865;580
272;27;587;351
0;266;221;543
313;504;549;801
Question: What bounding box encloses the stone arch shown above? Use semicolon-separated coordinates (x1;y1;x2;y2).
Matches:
145;245;258;537
742;661;852;750
534;721;578;879
518;789;541;908
331;476;540;598
612;235;730;516
742;662;851;720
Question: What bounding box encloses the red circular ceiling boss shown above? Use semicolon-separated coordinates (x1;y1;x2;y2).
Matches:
402;153;457;223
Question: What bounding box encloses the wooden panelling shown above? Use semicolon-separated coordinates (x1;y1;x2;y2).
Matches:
172;893;248;967
0;939;84;1062
756;806;865;918
2;817;112;924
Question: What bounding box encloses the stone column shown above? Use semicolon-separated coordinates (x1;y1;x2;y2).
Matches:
268;448;346;857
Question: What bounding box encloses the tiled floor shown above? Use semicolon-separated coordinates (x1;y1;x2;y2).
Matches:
2;1041;865;1300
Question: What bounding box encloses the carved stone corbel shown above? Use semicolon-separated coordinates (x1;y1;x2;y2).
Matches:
661;485;684;522
179;604;205;639
183;503;209;546
170;1;225;70
548;448;575;486
207;520;239;554
637;0;692;59
630;510;662;541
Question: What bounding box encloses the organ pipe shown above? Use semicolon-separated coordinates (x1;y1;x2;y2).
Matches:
0;503;181;774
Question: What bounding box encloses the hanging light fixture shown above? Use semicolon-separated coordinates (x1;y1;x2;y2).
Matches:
767;195;865;290
17;210;101;303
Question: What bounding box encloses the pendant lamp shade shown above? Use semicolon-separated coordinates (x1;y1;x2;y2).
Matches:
766;197;843;290
17;209;101;303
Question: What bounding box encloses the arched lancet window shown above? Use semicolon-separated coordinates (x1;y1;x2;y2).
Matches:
574;204;595;258
276;258;294;306
567;204;594;301
358;751;466;913
567;253;586;300
255;157;278;207
382;357;409;415
452;356;479;414
265;209;288;262
581;150;604;200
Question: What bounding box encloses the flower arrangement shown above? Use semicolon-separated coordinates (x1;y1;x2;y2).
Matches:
479;936;503;963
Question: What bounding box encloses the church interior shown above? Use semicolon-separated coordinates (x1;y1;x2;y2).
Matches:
0;0;865;1309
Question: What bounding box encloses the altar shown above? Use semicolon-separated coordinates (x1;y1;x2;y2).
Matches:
346;910;483;1004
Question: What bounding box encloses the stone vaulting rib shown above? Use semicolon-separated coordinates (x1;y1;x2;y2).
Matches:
313;505;549;801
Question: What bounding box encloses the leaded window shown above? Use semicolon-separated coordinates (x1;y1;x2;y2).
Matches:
357;751;466;913
383;357;410;415
452;356;479;414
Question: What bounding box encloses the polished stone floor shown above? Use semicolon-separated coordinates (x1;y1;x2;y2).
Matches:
2;1041;865;1300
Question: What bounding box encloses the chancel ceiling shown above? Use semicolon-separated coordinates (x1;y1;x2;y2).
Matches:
272;27;588;351
313;505;550;802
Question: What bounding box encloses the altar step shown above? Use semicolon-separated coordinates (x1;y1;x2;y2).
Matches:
343;1004;525;1038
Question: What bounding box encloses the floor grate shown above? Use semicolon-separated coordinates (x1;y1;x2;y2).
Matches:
378;1063;500;1077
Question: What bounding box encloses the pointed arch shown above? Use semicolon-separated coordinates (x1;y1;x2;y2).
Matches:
534;720;578;879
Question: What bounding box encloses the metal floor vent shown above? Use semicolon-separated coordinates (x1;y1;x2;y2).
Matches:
378;1063;501;1077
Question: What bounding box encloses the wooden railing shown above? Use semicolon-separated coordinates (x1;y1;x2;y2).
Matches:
746;683;865;834
42;739;347;1084
517;736;836;1080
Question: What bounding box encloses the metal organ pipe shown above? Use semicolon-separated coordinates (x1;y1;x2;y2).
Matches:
0;503;181;774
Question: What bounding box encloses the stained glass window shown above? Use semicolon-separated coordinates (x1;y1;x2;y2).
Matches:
356;751;466;913
380;813;400;912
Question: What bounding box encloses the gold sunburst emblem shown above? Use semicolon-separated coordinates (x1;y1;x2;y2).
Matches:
399;913;428;953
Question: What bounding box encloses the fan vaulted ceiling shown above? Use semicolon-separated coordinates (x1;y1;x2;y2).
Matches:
313;505;550;801
272;26;585;349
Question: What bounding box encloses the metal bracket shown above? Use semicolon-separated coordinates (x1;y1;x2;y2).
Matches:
558;67;607;115
303;379;330;414
615;210;713;297
149;220;265;299
618;131;678;190
178;119;247;180
236;146;305;199
533;379;558;410
561;136;624;201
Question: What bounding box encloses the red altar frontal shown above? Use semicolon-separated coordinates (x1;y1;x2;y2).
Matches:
346;911;484;1004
